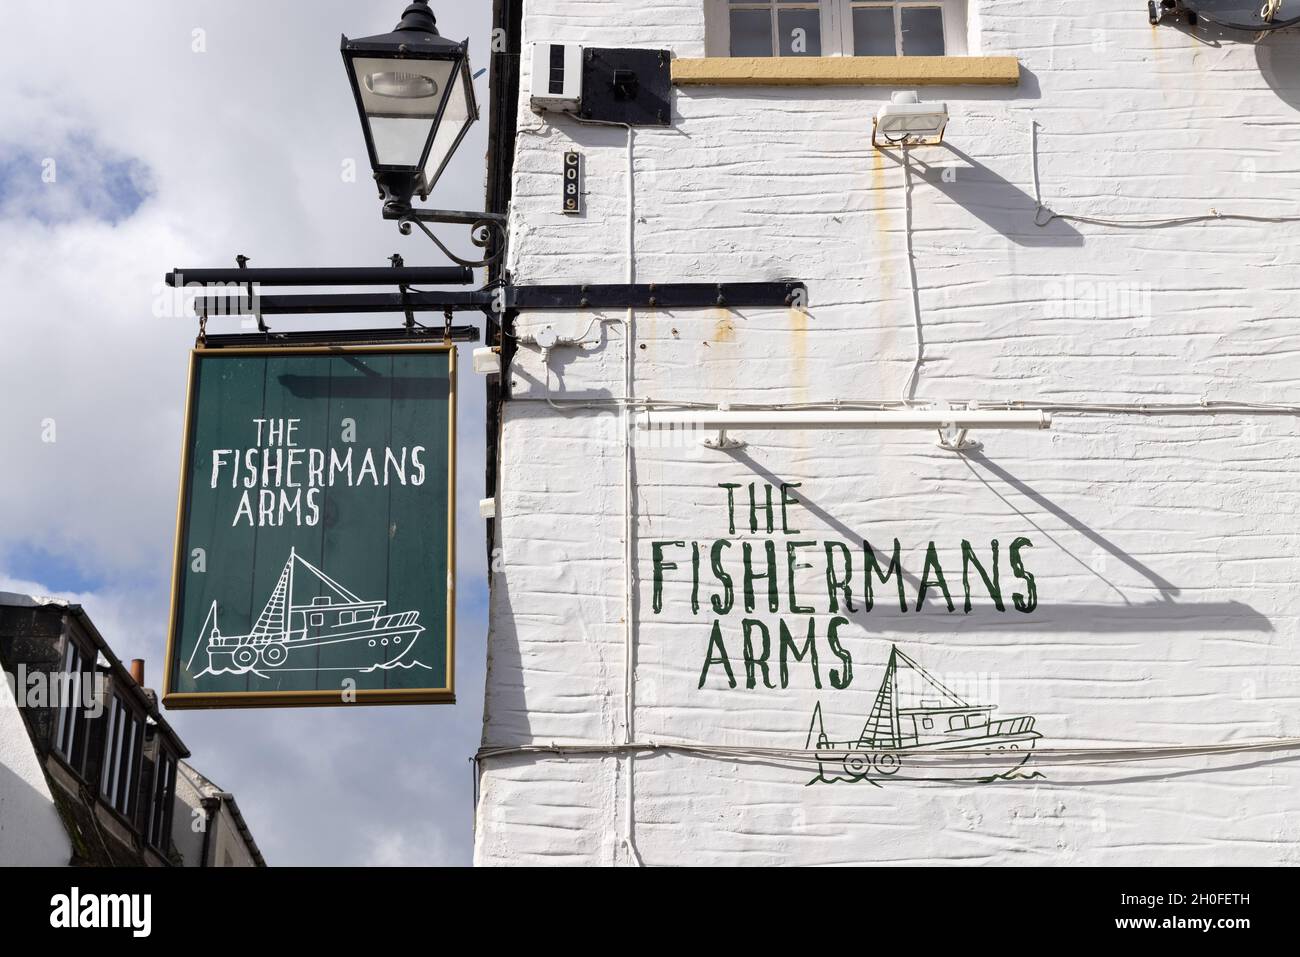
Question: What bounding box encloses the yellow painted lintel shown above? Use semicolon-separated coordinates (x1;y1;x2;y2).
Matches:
671;56;1020;87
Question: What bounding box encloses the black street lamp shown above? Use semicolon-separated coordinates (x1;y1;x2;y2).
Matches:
341;1;478;214
167;3;807;344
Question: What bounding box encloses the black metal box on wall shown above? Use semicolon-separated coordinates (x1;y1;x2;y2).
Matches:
580;48;671;126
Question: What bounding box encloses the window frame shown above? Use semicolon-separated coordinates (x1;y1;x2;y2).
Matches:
145;744;178;852
725;0;829;58
98;687;145;822
53;635;95;777
711;0;966;58
842;2;960;58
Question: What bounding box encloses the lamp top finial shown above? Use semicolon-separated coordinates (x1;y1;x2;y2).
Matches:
395;1;439;36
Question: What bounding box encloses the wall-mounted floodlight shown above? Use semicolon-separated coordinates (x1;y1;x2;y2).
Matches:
637;408;1052;454
872;91;949;149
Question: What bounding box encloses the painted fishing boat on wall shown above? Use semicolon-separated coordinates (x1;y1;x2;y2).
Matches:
807;645;1041;785
187;549;426;678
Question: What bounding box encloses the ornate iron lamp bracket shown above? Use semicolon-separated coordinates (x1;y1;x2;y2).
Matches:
387;205;508;269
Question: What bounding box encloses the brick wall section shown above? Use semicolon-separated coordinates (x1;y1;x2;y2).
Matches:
476;0;1300;865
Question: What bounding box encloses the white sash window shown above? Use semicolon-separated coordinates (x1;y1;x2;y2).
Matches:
710;1;968;58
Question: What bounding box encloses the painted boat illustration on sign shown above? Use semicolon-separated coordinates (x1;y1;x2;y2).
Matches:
807;645;1041;785
187;549;426;678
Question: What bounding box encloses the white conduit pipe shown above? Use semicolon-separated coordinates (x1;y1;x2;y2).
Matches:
620;122;641;868
900;146;924;405
638;409;1052;431
564;113;642;866
534;396;1300;416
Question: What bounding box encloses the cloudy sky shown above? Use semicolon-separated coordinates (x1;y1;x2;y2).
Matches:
0;0;495;865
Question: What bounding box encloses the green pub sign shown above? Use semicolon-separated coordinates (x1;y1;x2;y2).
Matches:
163;345;456;709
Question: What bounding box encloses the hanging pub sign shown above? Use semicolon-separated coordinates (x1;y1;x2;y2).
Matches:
163;345;456;709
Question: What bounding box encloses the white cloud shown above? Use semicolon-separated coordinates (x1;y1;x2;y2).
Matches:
363;824;456;867
0;574;166;665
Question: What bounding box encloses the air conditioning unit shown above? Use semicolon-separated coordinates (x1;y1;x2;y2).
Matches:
530;42;584;113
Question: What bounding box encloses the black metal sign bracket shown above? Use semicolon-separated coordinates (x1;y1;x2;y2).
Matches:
180;281;807;318
169;265;807;348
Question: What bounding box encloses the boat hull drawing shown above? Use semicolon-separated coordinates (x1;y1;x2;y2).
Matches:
812;731;1040;784
187;549;429;679
807;646;1042;785
204;619;425;676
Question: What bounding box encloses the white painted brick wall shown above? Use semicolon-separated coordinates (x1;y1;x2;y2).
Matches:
476;0;1300;865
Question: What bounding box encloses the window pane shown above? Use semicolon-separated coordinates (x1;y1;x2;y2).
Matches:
65;666;83;761
107;705;124;801
100;697;118;794
852;7;897;56
119;717;137;814
161;760;176;846
149;755;171;848
145;757;158;843
55;643;74;754
901;7;945;56
730;9;773;56
777;9;821;56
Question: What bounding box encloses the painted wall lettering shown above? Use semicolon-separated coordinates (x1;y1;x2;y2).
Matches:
647;482;1039;692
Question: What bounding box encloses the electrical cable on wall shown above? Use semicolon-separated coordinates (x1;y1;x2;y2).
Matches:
1031;119;1300;230
901;147;925;406
477;735;1300;771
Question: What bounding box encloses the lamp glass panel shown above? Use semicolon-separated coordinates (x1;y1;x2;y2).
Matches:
369;116;432;168
421;61;473;189
879;111;943;135
352;55;456;168
354;56;455;117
